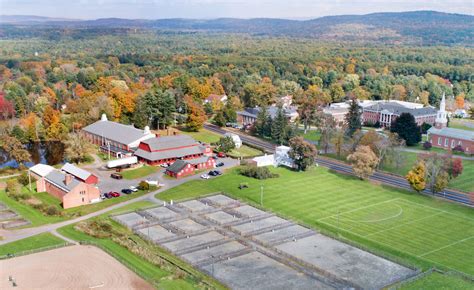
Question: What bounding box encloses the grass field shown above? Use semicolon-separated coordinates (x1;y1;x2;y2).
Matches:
399;271;474;290
298;129;321;142
228;145;263;158
180;128;221;144
157;166;474;277
121;165;158;180
0;233;65;256
57;202;225;290
449;119;474;132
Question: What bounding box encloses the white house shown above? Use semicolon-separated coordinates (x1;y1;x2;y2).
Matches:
250;145;295;168
224;133;242;149
251;154;276;167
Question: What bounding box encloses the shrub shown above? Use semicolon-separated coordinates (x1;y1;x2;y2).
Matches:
452;145;464;153
423;141;432;150
239;165;279;180
45;205;60;216
17;173;30;186
138;180;150;191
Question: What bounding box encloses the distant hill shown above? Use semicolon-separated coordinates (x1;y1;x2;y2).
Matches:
1;11;473;45
0;15;78;23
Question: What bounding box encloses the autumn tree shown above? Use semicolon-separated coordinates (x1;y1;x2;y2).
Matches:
0;93;14;119
455;93;465;109
329;83;345;103
448;158;463;179
0;135;31;166
434;171;449;193
406;160;426;192
64;133;94;163
288;136;317;171
185;95;206;132
347;145;379;180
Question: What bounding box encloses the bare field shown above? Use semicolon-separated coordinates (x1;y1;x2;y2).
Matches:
0;245;153;290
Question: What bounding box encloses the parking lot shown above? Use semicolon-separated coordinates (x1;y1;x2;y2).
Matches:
113;194;416;289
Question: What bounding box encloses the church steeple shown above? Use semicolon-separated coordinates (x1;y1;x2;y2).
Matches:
435;93;447;129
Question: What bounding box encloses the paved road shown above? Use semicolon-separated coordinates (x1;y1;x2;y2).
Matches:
204;124;473;205
0;158;240;245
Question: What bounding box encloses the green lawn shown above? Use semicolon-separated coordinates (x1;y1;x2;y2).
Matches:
57;201;225;290
298;129;321;142
400;271;474;290
157;166;474;276
228;145;263;158
0;232;66;256
181;128;221;144
121;165;158;180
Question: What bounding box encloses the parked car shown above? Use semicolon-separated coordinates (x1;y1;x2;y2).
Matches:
100;193;108;200
160;163;169;168
209;170;218;176
214;170;222;175
216;162;224;167
217;152;226;158
110;173;123;180
129;186;138;192
122;189;133;194
109;191;120;197
201;174;210;179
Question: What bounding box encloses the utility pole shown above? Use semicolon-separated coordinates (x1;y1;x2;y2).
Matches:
260;184;264;207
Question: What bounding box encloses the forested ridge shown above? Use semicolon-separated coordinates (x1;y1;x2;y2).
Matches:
0;28;472;144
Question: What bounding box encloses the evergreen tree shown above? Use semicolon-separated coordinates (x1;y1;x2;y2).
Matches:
214;111;226;127
255;107;269;136
223;101;237;123
271;107;288;144
345;98;362;137
390;113;421;146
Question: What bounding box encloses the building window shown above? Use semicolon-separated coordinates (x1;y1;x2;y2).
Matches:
458;141;462;146
444;138;449;147
437;137;441;146
451;140;455;148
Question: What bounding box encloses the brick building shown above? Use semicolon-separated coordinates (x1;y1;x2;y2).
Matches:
362;101;437;128
61;163;99;184
29;164;100;209
427;94;474;154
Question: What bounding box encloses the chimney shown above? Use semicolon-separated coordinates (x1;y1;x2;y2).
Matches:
64;174;73;185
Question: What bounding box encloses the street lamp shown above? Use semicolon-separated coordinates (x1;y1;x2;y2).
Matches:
260;184;264;207
106;140;111;160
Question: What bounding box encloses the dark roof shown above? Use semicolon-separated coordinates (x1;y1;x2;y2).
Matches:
237;106;298;119
166;160;190;173
141;135;198;151
364;103;437;117
428;127;474;140
134;145;205;161
82;120;152;145
44;170;81;193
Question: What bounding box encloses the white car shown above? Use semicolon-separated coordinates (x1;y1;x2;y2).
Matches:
201;174;210;179
129;186;138;192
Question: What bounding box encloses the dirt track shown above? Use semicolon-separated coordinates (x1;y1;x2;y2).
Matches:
0;245;154;290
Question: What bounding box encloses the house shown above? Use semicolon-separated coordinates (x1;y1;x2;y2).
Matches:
29;164;100;209
278;95;293;107
362;101;437;128
165;157;216;178
323;106;348;124
224;133;242;149
427;94;474;153
204;94;228;107
61;163;99;184
249;146;295;168
134;135;212;166
237;106;299;126
82;114;155;158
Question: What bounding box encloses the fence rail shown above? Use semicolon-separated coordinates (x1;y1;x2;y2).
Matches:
0;242;71;260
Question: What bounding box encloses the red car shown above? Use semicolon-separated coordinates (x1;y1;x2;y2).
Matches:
109;191;120;197
217;152;226;158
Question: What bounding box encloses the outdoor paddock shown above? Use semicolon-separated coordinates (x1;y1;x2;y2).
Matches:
0;245;153;290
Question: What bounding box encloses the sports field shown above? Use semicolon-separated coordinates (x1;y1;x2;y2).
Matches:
158;166;474;277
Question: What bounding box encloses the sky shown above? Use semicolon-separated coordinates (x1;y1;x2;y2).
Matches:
0;0;473;20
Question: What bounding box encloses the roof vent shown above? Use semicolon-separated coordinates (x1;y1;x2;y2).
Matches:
101;114;108;121
144;126;151;135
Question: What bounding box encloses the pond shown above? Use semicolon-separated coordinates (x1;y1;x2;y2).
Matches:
0;142;65;169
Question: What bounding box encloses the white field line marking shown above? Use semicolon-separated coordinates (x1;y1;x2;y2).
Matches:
399;199;474;223
89;283;105;289
418;235;474;258
364;211;444;238
318;198;400;221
